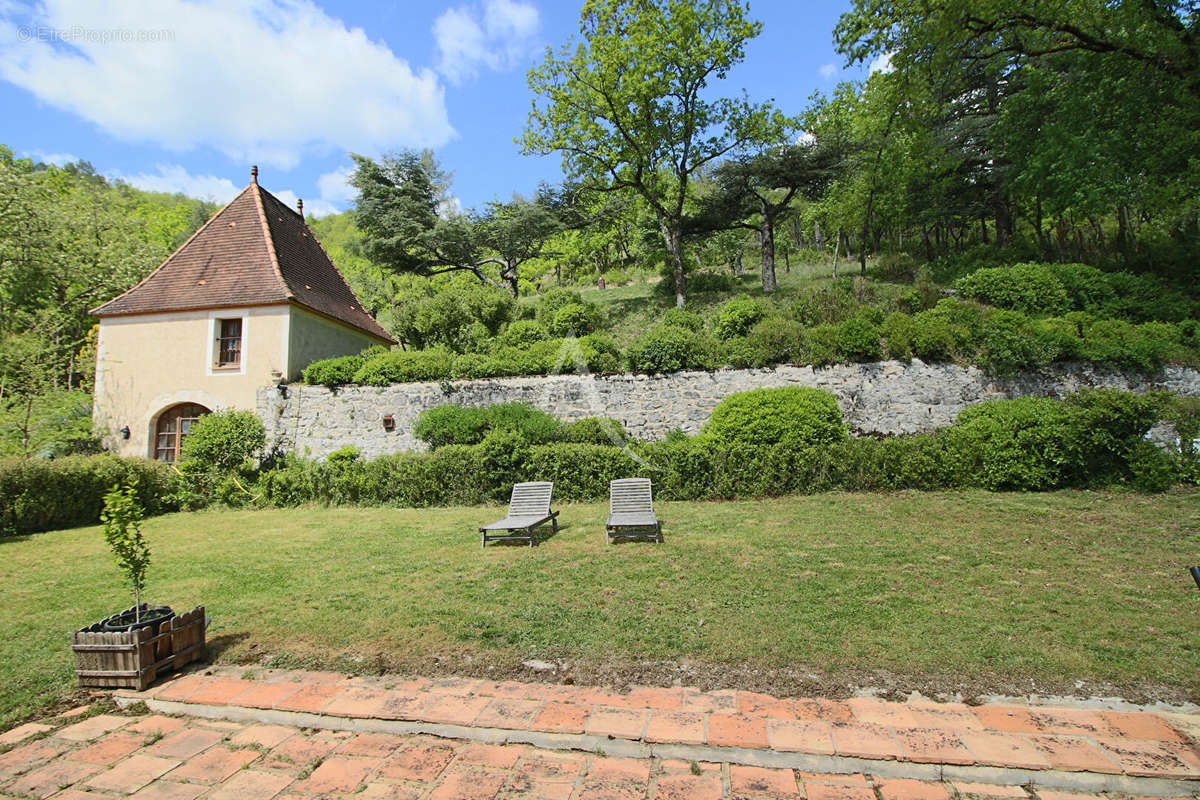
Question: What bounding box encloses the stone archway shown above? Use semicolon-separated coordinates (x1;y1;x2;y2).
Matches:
151;403;210;462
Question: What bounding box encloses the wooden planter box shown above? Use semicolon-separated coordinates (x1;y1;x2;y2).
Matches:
72;605;207;691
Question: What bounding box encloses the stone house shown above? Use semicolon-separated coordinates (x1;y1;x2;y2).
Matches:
90;167;394;461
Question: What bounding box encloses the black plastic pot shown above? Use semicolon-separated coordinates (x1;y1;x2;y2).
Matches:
101;605;175;632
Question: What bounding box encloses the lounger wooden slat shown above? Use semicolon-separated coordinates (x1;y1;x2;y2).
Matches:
606;478;662;544
480;481;559;547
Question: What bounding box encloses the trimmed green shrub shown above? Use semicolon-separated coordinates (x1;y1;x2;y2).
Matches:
353;348;455;384
500;319;550;348
956;263;1070;315
662;308;704;331
626;326;720;374
559;417;628;445
946;397;1079;490
656;270;732;298
882;312;915;360
526;444;638;498
180;410;265;472
721;336;771;369
413;405;489;449
0;455;176;535
805;325;840;366
450;353;493;380
302;355;364;387
835;317;882;362
414;402;562;449
1047;263;1117;312
705;387;847;450
715;296;766;339
548;303;600;337
746;317;807;364
977;310;1048;375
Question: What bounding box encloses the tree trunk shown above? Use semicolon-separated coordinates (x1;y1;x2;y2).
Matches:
993;196;1013;248
760;204;777;292
814;220;824;252
832;229;842;281
659;222;687;308
501;259;519;297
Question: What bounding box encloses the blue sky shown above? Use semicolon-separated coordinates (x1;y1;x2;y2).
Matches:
0;0;871;216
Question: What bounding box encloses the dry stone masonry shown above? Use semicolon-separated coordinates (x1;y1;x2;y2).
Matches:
256;361;1200;460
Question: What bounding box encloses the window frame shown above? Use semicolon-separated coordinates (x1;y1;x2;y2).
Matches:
206;312;248;375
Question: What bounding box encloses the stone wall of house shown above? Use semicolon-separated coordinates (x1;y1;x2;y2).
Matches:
256;361;1200;460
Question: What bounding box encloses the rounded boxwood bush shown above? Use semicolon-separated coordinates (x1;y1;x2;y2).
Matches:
835;317;882;362
302;354;364;386
626;326;719;374
559;416;628;445
715;296;766;340
181;409;265;472
705;387;847;450
500;319;550;348
353;348;454;384
414;405;489;448
548;303;599;336
955;263;1070;316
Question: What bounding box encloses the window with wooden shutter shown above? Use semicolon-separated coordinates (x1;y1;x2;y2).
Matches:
215;318;242;368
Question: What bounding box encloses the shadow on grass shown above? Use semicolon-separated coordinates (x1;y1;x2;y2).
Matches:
204;631;251;662
482;520;570;548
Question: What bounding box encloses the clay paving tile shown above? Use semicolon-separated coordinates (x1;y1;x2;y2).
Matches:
767;718;836;754
1028;735;1122;774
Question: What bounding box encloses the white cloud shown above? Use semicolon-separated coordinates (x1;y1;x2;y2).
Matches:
316;165;356;206
434;0;539;85
271;188;337;218
869;51;896;74
25;149;77;165
0;0;455;168
819;63;837;80
115;164;240;203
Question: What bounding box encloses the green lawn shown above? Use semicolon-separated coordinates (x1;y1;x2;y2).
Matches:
3;489;1198;728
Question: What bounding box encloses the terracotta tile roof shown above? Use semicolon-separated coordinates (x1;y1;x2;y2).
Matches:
90;178;395;344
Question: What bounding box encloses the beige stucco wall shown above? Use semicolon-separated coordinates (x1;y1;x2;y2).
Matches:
93;305;291;458
286;306;383;381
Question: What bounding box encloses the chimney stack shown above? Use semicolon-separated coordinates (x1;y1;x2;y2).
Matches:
297;198;303;216
250;165;258;184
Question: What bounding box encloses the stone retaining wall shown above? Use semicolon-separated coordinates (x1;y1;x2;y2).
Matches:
256;362;1200;460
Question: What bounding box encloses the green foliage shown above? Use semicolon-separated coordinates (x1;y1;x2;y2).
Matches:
946;390;1165;491
1159;395;1200;484
625;325;720;373
392;286;515;351
705;387;847;450
180;410;265;473
500;319;550;348
714;296;766;339
101;480;150;612
353;348;456;384
414;402;563;449
548;303;600;336
0;389;99;458
956;264;1070;316
835;316;882;362
746;317;807;364
301;355;364;387
559;416;628;445
882;312;914;360
0;455;176;535
661;308;704;331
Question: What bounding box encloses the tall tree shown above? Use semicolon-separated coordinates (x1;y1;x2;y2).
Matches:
699;141;844;291
522;0;787;307
350;152;569;296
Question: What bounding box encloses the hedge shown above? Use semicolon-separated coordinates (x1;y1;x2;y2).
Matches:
0;455;177;535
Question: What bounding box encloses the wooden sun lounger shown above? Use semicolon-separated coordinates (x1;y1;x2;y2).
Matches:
480;481;559;547
606;478;662;544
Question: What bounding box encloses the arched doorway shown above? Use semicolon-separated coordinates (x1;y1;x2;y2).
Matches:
153;403;210;462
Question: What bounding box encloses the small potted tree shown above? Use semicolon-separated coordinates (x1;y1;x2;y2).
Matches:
99;480;173;631
72;480;207;690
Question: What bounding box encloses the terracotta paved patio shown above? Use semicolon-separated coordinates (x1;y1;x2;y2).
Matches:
1;666;1196;799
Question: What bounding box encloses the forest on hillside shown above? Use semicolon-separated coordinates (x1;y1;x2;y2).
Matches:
1;0;1198;456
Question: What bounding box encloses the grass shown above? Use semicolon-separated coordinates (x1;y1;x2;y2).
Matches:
573;255;906;346
2;489;1198;728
